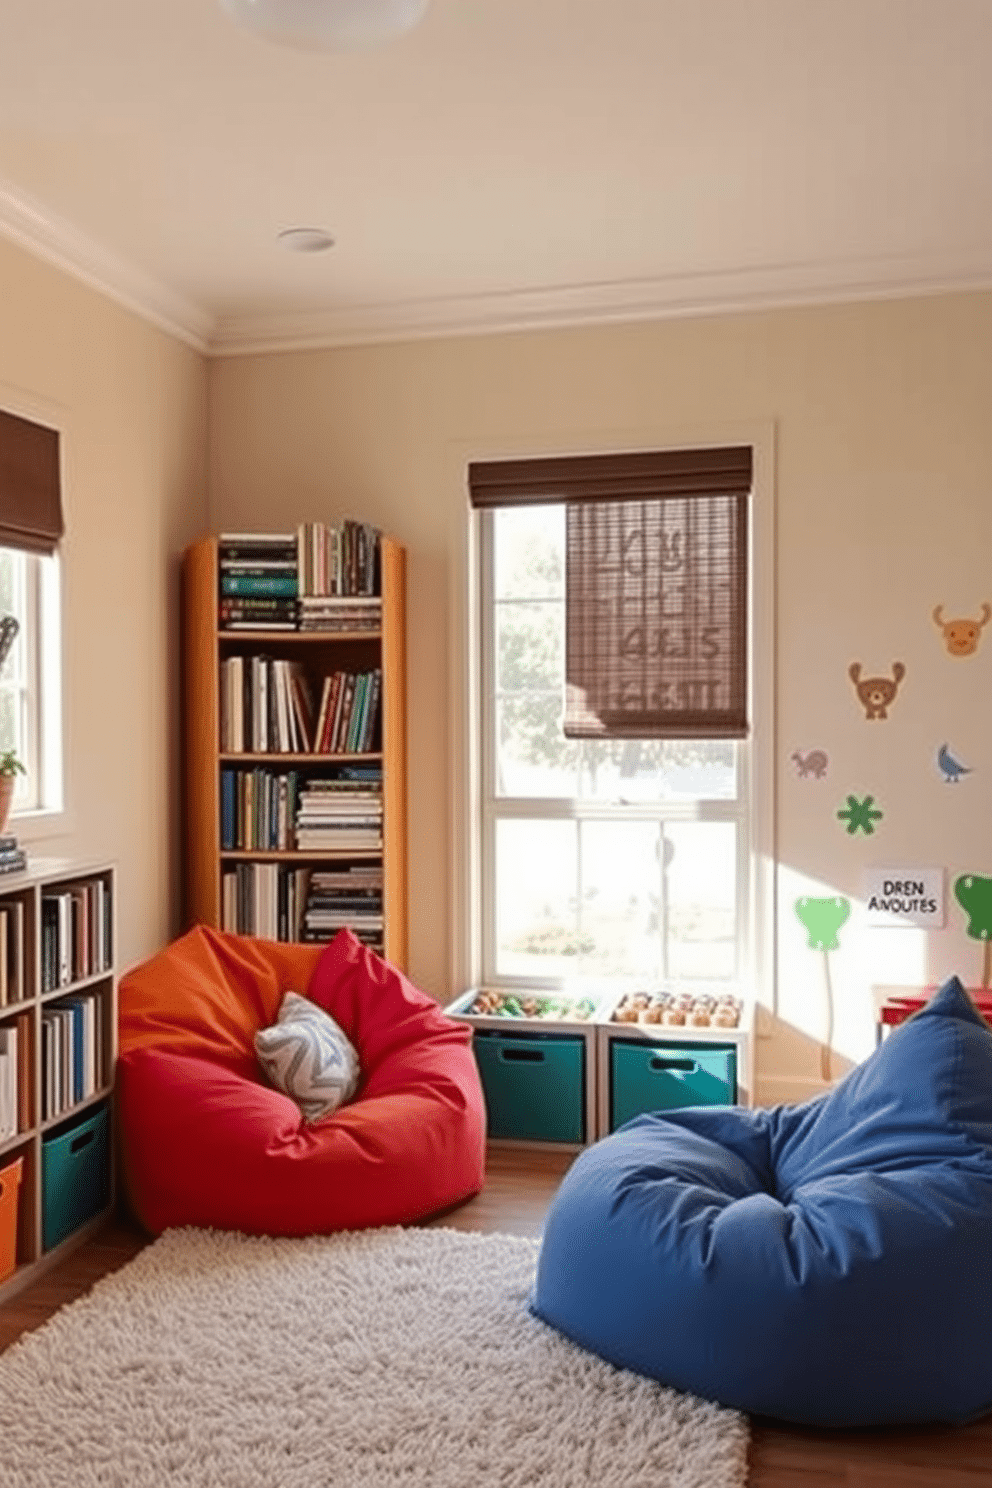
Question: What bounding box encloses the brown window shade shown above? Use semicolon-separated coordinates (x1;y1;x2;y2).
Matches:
0;408;64;555
467;445;752;508
468;446;751;741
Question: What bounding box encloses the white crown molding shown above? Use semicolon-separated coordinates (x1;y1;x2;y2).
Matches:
3;170;992;359
210;248;992;357
0;180;213;352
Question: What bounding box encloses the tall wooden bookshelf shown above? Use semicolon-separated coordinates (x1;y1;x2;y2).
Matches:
182;532;408;969
0;858;117;1302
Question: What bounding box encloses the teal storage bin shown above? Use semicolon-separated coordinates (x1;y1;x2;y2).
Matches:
473;1031;586;1144
610;1040;736;1133
42;1103;110;1251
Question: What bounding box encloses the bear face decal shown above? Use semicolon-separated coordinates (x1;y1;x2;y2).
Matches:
849;661;905;721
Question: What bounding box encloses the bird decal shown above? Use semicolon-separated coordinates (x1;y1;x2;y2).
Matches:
937;743;972;784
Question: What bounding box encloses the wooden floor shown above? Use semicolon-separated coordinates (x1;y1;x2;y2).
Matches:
2;1146;990;1487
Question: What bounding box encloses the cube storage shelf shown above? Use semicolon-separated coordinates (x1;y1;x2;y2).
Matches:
0;858;117;1303
446;991;601;1150
596;1003;754;1138
447;989;753;1149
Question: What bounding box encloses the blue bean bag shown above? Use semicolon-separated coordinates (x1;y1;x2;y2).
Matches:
531;975;992;1426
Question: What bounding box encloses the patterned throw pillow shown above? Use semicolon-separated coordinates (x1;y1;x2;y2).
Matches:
255;991;360;1123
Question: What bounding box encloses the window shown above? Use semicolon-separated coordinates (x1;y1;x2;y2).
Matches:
471;449;754;997
0;546;61;814
0;406;65;820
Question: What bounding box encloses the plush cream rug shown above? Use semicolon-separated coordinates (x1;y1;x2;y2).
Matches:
0;1225;749;1487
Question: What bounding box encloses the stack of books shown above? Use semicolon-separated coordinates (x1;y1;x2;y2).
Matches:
220;657;315;753
0;1019;28;1139
221;768;300;852
312;668;381;754
0;898;26;1007
295;770;383;852
302;865;384;947
40;879;113;993
297;594;381;633
0;834;26;877
219;533;298;631
40;995;104;1121
297;519;380;602
221;863;310;942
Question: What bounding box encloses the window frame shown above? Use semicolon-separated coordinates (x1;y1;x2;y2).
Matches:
454;426;775;1011
476;503;751;995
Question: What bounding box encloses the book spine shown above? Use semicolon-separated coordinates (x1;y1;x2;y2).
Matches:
221;575;298;597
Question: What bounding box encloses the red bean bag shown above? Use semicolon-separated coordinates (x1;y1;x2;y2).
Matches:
117;925;486;1235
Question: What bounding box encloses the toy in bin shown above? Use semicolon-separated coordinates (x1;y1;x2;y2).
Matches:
465;989;598;1022
611;989;742;1029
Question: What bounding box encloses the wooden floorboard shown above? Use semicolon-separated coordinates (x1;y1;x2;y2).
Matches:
1;1144;989;1487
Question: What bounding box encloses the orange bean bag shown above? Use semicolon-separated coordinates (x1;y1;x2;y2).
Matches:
117;925;486;1235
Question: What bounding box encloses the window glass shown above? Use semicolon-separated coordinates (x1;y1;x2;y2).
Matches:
0;546;61;814
664;821;737;981
0;548;31;806
494;818;579;978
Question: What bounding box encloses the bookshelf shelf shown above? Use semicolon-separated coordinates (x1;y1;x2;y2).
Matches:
38;1085;110;1134
0;857;116;1303
218;751;384;764
217;630;383;645
218;849;384;862
183;530;408;966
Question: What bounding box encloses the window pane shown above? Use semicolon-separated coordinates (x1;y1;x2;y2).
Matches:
494;819;580;977
496;600;562;692
0;689;16;754
494;506;564;601
0;551;24;686
576;737;738;803
665;821;737;981
578;820;663;980
496;692;580;797
495;595;578;796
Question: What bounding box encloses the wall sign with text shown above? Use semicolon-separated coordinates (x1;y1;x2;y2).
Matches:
861;868;945;928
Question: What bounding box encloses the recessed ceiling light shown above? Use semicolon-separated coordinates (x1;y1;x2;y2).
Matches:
278;227;336;253
218;0;429;51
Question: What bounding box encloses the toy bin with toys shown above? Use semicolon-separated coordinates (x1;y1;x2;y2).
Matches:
445;988;605;1148
598;989;754;1137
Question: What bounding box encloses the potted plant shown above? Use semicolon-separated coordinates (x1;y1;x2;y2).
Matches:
0;750;25;835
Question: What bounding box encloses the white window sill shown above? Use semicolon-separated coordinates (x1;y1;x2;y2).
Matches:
8;806;75;844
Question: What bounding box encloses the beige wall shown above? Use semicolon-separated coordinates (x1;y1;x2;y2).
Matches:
209;291;992;1100
13;225;989;1095
0;235;209;974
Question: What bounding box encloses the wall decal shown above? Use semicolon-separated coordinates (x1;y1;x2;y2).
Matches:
953;873;992;989
936;743;972;784
849;662;905;720
791;748;828;779
932;603;991;657
794;895;851;1080
795;895;850;951
837;794;883;835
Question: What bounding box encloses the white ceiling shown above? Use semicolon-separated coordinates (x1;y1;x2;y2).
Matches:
1;0;991;355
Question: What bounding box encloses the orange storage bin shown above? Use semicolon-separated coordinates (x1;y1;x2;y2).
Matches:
0;1154;24;1284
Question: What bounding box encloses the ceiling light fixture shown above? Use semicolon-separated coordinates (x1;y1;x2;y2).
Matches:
218;0;429;51
278;226;336;253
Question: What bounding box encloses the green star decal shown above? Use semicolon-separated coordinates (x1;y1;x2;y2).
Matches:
836;794;883;835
